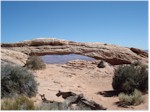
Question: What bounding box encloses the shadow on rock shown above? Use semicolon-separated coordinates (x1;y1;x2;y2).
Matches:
97;90;118;97
114;101;129;108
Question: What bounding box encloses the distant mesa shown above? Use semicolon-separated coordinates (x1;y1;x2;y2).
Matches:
1;38;148;65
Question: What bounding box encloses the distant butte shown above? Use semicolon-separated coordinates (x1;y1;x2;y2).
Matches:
1;38;148;65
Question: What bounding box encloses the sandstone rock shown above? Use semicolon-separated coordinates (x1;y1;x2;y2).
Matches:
130;47;148;57
1;38;148;65
1;48;28;66
66;59;96;69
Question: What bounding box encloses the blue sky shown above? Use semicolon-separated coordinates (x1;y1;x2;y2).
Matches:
1;1;148;50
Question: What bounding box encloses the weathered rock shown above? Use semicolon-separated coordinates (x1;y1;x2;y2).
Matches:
130;47;148;57
66;59;95;69
1;38;148;65
1;48;28;66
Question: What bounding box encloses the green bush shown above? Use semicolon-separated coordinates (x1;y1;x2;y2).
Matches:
131;61;142;66
1;64;38;98
97;60;105;68
134;65;148;92
112;62;148;94
1;96;35;110
25;56;46;70
118;89;144;106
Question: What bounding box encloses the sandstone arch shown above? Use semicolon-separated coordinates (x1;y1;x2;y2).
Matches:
1;38;148;65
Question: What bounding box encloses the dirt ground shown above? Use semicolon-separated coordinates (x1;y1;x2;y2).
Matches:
33;61;148;110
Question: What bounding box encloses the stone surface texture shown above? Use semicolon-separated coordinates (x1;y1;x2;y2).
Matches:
1;48;28;66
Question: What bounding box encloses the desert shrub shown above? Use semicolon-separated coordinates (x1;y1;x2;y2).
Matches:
1;95;35;110
134;65;148;92
112;63;148;94
131;61;142;66
1;64;38;98
97;60;105;68
118;89;144;106
25;56;46;70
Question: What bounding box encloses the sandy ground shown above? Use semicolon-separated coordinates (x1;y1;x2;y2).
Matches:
33;61;148;110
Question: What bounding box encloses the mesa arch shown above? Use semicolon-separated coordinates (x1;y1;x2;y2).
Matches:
1;38;148;65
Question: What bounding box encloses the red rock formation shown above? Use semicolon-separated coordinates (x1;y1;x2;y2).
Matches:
130;47;148;57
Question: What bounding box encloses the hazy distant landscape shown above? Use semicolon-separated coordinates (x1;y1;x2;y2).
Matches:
41;54;95;64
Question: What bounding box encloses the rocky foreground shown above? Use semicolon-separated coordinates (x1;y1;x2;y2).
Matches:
1;38;148;65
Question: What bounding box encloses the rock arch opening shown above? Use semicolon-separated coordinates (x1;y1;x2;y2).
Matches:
41;54;96;64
